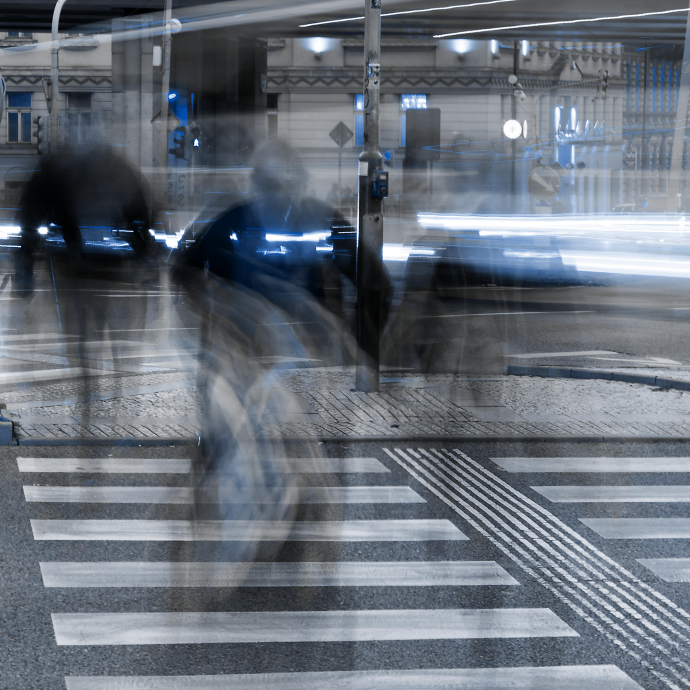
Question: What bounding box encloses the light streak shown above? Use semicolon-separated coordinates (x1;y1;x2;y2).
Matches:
300;0;517;27
560;251;690;279
265;232;330;242
417;213;690;239
435;7;689;38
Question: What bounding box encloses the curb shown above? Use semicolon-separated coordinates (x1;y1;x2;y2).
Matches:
12;434;690;446
506;364;690;391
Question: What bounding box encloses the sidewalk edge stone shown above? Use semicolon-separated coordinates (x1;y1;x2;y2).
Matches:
506;364;690;391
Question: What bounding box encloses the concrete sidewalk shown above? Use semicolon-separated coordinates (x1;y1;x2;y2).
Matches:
4;363;690;443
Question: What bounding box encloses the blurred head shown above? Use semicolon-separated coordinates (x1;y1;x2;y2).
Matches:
250;139;307;198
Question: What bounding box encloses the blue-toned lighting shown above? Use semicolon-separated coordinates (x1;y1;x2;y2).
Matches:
168;92;177;100
306;37;331;54
450;39;472;54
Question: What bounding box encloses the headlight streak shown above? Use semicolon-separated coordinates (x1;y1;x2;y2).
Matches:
560;251;690;279
417;213;690;241
265;232;330;242
383;244;436;262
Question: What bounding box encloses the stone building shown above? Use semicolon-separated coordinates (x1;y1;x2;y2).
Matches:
267;37;684;214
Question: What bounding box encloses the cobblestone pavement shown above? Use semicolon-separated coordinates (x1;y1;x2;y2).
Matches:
6;366;690;441
3;372;199;441
262;369;690;438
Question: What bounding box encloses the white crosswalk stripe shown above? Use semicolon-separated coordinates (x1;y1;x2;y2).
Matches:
493;457;690;473
30;518;467;541
638;559;690;583
52;608;577;645
581;517;690;539
18;456;390;474
532;485;690;502
23;485;425;504
17;453;622;687
40;560;520;588
63;665;645;690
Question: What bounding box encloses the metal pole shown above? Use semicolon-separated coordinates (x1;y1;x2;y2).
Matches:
642;44;648;180
355;0;383;392
159;0;173;229
50;0;68;153
511;41;518;202
667;8;690;212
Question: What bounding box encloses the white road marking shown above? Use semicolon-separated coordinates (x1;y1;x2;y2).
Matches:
0;333;82;341
0;368;109;385
436;311;593;318
386;448;690;689
63;665;644;689
40;560;517;588
493;457;690;473
30;519;467;542
96;327;199;332
638;559;690;583
51;608;576;645
510;350;619;358
17;458;193;474
581;518;690;539
24;485;424;504
533;485;690;503
17;456;390;474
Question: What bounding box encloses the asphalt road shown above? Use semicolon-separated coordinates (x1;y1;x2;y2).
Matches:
4;440;690;689
388;276;690;374
4;259;690;377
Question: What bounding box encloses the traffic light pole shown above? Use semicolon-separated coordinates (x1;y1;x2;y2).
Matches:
355;0;383;393
50;0;69;153
159;0;173;231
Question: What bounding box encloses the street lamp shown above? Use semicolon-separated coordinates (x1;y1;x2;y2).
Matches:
50;0;69;154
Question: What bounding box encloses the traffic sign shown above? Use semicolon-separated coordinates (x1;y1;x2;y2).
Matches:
527;166;561;200
330;121;354;148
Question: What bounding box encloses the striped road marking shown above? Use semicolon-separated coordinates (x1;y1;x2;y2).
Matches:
23;485;424;504
493;457;690;473
387;447;690;687
40;560;517;588
17;457;390;474
580;518;690;539
532;485;690;503
637;559;690;583
63;665;644;689
51;608;577;645
30;519;468;542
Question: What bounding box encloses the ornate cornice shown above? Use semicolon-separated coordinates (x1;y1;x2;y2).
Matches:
267;69;625;94
341;38;437;49
3;74;111;90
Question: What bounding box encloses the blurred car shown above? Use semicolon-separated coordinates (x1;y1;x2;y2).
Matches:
171;191;357;307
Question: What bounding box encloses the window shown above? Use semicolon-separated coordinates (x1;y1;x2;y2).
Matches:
67;93;92;144
354;94;364;146
7;32;33;38
7;92;31;144
267;93;278;139
400;94;427;147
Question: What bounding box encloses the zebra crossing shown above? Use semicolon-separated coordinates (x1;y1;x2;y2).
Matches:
493;456;690;583
18;451;645;688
